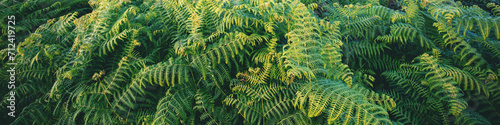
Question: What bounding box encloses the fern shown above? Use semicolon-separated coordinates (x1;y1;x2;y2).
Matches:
294;79;392;125
433;22;487;68
454;110;492;125
4;0;500;124
282;0;326;81
383;68;432;98
488;3;500;16
351;84;397;111
153;85;195;125
440;65;489;96
410;53;468;116
347;40;390;58
139;57;190;87
376;23;434;48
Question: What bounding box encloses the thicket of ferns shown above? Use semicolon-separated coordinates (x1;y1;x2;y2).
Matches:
0;0;499;124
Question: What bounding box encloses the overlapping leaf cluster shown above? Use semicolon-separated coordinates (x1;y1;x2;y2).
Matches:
1;0;499;124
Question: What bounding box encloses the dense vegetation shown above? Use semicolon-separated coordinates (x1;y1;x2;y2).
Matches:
1;0;499;124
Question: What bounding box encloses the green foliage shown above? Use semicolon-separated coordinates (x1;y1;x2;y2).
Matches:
454;110;492;125
2;0;500;124
409;53;468;116
294;79;391;125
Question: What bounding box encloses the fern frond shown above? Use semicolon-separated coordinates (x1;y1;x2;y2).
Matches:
366;55;404;71
294;79;391;125
237;63;272;86
328;63;354;87
11;102;49;124
100;29;138;56
382;68;431;99
282;0;326;81
382;90;430;125
428;4;462;25
487;3;500;16
440;65;489;96
347;40;390;58
434;22;487;68
187;32;264;80
346;15;381;36
454;110;492;125
153;85;195;125
475;17;491;40
233;80;286;102
376;23;434;48
223;94;263;124
274;111;311;125
139;57;190;87
364;5;395;21
351;84;396;111
111;59;149;111
413;53;468;116
390;106;421;125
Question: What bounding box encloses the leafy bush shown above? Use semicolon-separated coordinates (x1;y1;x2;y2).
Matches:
1;0;499;124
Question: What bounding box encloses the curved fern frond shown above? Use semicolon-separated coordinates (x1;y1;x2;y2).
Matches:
282;0;325;81
434;22;487;68
294;79;392;125
237;63;272;86
440;65;489;96
487;3;500;16
413;53;468;116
